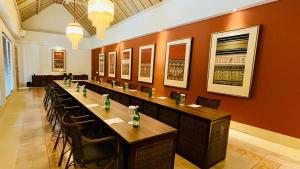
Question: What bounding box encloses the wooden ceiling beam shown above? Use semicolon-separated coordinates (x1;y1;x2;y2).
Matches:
19;1;37;12
149;0;161;5
112;0;128;18
122;0;137;15
131;0;145;11
37;0;41;14
140;0;152;9
18;0;36;9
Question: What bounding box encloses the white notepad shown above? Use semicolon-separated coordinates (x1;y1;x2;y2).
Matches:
117;86;123;89
157;96;167;99
188;104;202;108
104;118;124;125
85;104;100;108
129;90;137;92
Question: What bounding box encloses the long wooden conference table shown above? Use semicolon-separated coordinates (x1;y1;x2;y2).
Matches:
55;80;231;169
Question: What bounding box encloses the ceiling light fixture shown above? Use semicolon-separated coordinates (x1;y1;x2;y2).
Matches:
66;0;83;49
88;0;114;40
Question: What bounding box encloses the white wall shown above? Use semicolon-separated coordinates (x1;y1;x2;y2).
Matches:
18;31;91;87
22;3;90;36
0;17;18;106
0;0;21;38
91;0;276;48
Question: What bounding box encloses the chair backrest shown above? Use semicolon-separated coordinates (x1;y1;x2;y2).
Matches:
129;83;137;90
196;96;220;110
107;79;112;84
140;86;150;93
115;81;121;86
61;114;84;163
169;91;187;100
169;91;178;100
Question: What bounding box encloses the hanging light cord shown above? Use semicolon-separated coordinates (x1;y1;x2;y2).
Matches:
73;0;76;22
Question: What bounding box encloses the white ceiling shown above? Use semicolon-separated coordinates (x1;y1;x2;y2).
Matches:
22;3;90;37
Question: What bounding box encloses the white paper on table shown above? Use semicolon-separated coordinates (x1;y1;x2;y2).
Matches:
188;104;202;108
129;90;137;92
85;104;100;108
117;86;123;88
104;118;124;125
157;96;167;99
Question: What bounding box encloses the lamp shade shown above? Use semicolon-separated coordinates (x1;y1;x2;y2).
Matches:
66;22;83;49
88;0;114;40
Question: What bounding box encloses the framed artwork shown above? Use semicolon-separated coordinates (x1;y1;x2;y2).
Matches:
164;38;192;88
138;44;155;83
99;53;105;76
52;49;66;72
207;25;260;98
108;51;117;78
121;48;132;80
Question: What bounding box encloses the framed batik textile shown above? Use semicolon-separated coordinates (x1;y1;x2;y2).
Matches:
108;51;117;78
138;44;155;83
164;38;192;88
121;48;132;80
99;53;105;76
52;49;66;72
207;26;260;98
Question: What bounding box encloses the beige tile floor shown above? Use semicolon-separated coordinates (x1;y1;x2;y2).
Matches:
0;88;300;169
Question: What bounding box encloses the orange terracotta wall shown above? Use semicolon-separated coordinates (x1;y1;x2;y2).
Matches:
92;0;300;138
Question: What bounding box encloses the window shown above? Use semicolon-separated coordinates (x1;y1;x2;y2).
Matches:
2;33;14;97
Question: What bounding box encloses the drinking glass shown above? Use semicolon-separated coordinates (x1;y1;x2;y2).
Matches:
180;94;186;103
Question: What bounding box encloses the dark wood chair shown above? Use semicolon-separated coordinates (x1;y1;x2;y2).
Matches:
107;79;112;84
196;96;220;110
63;114;120;169
115;81;121;86
169;91;187;100
129;83;137;90
140;85;150;93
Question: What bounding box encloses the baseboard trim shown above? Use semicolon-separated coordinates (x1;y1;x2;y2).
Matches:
230;121;300;150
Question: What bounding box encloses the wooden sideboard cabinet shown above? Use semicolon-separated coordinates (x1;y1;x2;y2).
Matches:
32;74;88;87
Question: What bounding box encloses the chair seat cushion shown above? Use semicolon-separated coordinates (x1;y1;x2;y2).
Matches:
83;142;117;163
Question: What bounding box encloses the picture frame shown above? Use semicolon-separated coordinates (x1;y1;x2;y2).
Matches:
108;51;117;78
52;49;66;72
164;38;192;88
121;48;132;80
138;44;155;83
99;53;105;76
207;25;260;98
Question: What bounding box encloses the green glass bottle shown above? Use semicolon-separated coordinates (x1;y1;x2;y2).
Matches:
133;109;140;128
105;96;110;110
175;92;180;105
68;79;71;87
148;86;153;98
76;84;80;92
123;84;126;91
83;86;87;97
